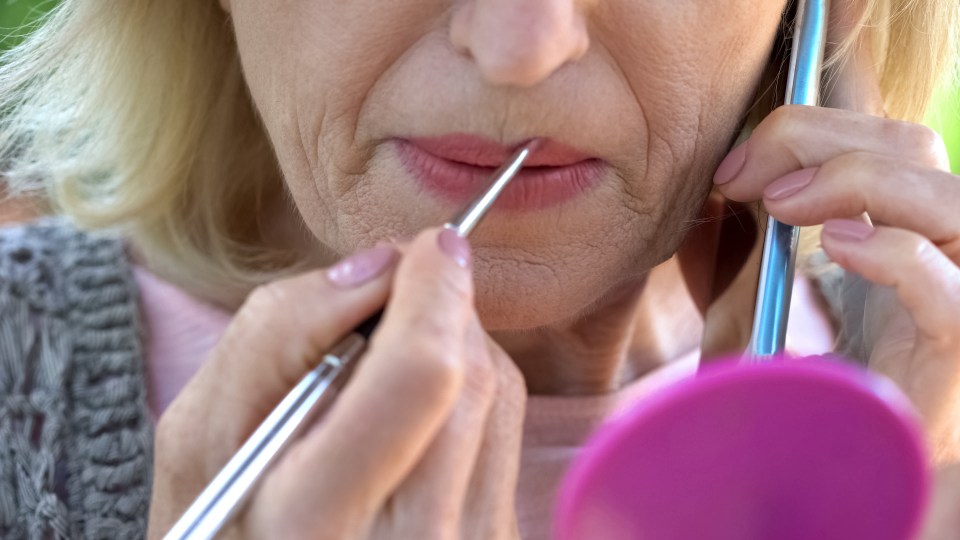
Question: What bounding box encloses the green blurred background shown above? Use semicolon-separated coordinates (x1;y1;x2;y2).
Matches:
1;1;958;173
1;0;52;52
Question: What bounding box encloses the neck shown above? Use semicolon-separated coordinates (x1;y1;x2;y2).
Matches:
491;257;702;396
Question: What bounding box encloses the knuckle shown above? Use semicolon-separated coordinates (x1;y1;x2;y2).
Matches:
907;123;943;153
902;235;958;288
880;118;913;147
912;123;944;152
888;121;949;166
760;106;800;143
909;238;960;296
243;281;291;317
227;281;301;360
910;235;942;267
237;276;323;339
402;337;464;395
918;128;950;168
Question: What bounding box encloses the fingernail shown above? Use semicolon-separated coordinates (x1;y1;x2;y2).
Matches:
326;245;398;288
823;219;875;242
437;228;471;269
713;142;748;185
763;168;817;200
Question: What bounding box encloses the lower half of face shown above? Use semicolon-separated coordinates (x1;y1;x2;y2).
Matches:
228;0;787;330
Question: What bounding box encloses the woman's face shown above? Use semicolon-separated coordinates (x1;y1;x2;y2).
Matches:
226;0;787;330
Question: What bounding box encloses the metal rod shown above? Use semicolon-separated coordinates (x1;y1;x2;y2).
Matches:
746;0;828;361
165;141;538;540
446;141;538;236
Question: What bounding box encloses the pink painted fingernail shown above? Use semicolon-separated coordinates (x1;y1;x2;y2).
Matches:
437;228;471;269
763;168;818;200
326;245;399;288
823;219;875;242
713;142;748;185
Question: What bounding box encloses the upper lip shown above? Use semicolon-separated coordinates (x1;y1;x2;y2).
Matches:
406;134;596;168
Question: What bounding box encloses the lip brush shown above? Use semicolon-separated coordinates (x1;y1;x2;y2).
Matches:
164;141;539;540
746;0;828;361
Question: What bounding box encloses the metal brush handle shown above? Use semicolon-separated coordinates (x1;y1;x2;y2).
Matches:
746;0;828;360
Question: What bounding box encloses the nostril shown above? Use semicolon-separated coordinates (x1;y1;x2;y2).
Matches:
449;3;474;58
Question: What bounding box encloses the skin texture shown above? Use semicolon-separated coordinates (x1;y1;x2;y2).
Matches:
148;0;960;538
223;0;787;392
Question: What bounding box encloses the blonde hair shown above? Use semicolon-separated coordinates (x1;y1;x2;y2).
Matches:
0;0;957;304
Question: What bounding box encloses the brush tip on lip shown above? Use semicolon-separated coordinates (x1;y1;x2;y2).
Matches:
518;138;544;154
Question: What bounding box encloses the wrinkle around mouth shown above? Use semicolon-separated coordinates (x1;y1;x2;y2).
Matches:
478;247;564;294
611;165;655;224
319;117;378;200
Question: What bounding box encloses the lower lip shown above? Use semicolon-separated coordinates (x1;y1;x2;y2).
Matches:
395;140;605;211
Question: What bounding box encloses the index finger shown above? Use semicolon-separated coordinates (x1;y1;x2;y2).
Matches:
714;106;951;202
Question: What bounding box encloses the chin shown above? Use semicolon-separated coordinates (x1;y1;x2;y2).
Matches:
469;252;635;331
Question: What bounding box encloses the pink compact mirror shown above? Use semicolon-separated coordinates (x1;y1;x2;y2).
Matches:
554;356;931;540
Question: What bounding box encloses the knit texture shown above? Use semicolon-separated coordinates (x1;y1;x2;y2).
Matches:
0;220;151;539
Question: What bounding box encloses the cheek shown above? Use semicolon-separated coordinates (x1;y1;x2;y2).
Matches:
599;0;787;182
228;1;445;247
584;0;786;277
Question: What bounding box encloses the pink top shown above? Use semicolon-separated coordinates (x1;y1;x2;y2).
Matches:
134;266;834;540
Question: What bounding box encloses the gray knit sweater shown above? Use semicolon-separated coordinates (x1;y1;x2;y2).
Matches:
0;220;152;539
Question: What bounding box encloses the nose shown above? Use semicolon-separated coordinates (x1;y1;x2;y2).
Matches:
450;0;591;87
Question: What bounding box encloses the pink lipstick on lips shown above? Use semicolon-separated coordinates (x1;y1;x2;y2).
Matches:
395;134;605;211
